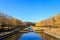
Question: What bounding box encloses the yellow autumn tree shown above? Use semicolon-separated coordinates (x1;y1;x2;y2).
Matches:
55;13;60;27
36;13;60;28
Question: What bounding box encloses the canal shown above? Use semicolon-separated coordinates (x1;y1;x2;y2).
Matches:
3;30;60;40
3;31;44;40
2;27;60;40
3;27;44;40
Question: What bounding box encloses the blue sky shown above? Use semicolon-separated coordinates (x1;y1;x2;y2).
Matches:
0;0;60;22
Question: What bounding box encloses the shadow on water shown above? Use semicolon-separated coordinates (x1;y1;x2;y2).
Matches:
3;32;23;40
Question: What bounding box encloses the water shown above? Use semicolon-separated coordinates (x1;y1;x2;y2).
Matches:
3;27;43;40
19;32;43;40
2;31;44;40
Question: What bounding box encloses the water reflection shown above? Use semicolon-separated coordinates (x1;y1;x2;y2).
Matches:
19;26;43;40
3;26;43;40
19;32;43;40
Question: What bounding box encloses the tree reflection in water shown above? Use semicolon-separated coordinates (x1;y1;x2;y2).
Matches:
19;32;43;40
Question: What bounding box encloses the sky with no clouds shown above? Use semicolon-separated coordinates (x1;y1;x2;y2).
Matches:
0;0;60;22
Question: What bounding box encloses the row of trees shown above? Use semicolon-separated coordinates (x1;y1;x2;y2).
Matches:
0;12;24;31
36;13;60;28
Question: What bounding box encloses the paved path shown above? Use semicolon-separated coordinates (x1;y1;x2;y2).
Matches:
0;28;20;39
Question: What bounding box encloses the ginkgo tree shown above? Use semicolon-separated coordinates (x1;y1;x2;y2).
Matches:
0;12;25;31
36;13;60;28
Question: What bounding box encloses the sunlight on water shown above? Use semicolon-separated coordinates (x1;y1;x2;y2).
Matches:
19;32;43;40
